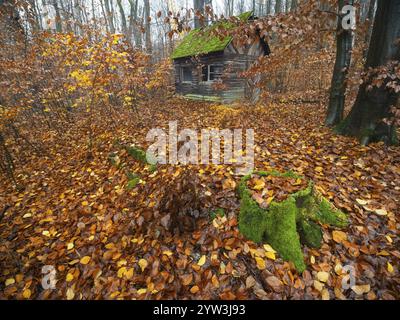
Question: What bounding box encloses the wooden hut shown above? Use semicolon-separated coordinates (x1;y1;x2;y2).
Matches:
171;11;270;103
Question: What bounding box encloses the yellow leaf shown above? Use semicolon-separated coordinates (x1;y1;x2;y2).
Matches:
310;255;316;264
321;288;330;300
67;242;74;250
356;198;368;205
5;278;15;286
80;256;91;265
125;268;134;279
334;263;343;275
81;201;89;206
66;273;74;282
317;271;329;283
22;289;31;299
137;288;147;295
265;251;276;260
263;244;276;253
117;267;127;278
375;208;387;216
162;250;173;257
387;262;394;273
351;284;370;295
313;280;324;291
138;258;148;272
66;287;75;300
332;230;347;243
255;257;266;270
197;255;206;266
377;250;390;256
253;178;265;190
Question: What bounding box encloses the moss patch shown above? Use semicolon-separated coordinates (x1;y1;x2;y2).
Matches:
171;11;253;59
238;171;348;273
126;145;157;168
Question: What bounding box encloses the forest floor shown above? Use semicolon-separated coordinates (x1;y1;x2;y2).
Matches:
0;98;399;300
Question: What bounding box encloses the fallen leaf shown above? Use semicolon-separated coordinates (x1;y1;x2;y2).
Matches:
332;230;347;243
374;208;387;216
137;288;147;295
190;285;200;294
66;273;74;282
197;255;206;266
265;251;276;260
351;284;370;295
22;289;31;299
66;287;75;300
266;276;282;292
317;271;329;283
138;259;148;272
321;288;330;300
245;276;256;289
80;256;91;265
5;278;15;286
255;257;266;270
356;199;368;205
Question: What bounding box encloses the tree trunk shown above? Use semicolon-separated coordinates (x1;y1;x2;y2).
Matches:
275;0;282;13
104;0;115;33
0;0;25;43
290;0;298;11
337;0;400;145
116;0;128;38
364;0;376;58
266;0;272;14
53;0;62;32
325;0;354;126
194;0;205;28
144;0;152;53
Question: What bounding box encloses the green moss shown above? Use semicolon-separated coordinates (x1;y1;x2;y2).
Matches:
238;187;266;243
171;12;253;59
264;198;306;273
183;94;222;102
299;219;323;249
108;152;121;167
127;177;140;190
210;208;225;220
316;197;348;228
237;170;348;273
126;145;157;166
334;117;351;135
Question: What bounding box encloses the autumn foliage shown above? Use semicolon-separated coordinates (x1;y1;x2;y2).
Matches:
0;0;399;301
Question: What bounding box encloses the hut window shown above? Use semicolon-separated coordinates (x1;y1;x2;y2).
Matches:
202;65;221;82
180;67;193;82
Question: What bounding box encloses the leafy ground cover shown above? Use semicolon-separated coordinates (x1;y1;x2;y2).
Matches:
0;98;399;300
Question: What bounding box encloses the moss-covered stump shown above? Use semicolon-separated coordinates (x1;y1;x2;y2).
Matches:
238;170;348;273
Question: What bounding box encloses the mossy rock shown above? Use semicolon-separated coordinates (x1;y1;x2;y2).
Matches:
126;145;158;170
238;171;348;273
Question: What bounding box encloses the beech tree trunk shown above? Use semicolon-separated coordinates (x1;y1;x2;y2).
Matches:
337;0;400;145
275;0;282;14
103;0;115;33
364;0;376;58
325;0;354;126
144;0;152;53
194;0;205;28
116;0;127;38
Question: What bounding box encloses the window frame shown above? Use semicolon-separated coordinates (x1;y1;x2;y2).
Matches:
180;66;193;83
201;64;221;83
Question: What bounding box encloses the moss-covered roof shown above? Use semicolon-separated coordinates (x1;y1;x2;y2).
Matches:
171;11;253;59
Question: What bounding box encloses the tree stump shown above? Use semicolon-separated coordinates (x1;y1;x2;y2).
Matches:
238;170;348;273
